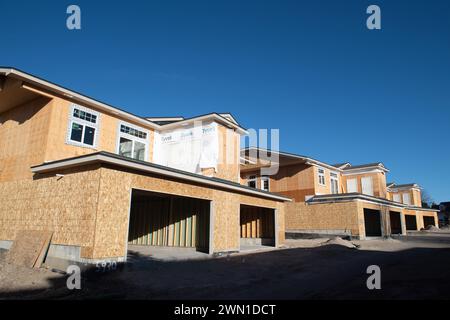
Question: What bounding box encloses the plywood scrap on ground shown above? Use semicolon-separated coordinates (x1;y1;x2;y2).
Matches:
6;230;53;268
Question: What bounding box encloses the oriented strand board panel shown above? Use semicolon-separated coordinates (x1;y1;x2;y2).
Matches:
44;97;156;165
90;165;285;259
241;163;317;202
215;125;241;183
0;165;102;257
7;230;53;268
0;96;53;182
342;172;387;198
286;201;360;236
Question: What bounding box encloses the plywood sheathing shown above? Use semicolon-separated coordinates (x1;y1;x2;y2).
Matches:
0;165;102;257
341;172;388;199
241;163;316;202
286;199;438;238
6;230;53;268
44;98;156;165
0;97;53;182
0;164;283;260
285;201;360;236
92;165;285;259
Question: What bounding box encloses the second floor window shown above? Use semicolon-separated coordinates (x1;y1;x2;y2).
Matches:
248;175;257;189
330;172;339;194
117;122;149;161
402;193;411;205
261;176;270;192
318;168;326;186
67;105;100;148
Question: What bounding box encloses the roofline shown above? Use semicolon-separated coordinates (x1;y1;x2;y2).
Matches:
387;184;422;192
146;117;185;121
333;163;351;169
31;152;291;202
160;113;248;134
308;193;438;212
0;67;248;134
342;163;389;173
241;147;342;172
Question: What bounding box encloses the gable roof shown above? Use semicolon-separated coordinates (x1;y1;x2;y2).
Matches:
388;183;421;191
341;162;389;174
332;162;351;169
0;67;247;134
241;147;342;172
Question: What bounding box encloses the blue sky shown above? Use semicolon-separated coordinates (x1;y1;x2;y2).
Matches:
1;0;449;202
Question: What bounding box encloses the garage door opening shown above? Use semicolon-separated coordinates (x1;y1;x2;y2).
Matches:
389;211;402;235
363;208;382;237
240;205;275;248
405;215;418;231
128;190;210;253
423;216;436;228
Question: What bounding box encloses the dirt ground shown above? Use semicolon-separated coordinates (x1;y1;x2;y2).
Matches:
1;237;450;300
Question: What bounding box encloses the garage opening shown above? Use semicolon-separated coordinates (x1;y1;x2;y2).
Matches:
128;190;210;253
389;211;402;235
363;208;382;237
423;216;436;228
405;215;418;231
240;205;275;248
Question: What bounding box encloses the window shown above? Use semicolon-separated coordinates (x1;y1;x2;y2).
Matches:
248;175;257;189
67;105;100;148
318;168;326;186
117;122;149;161
393;193;401;203
361;177;374;196
402;193;411;205
261;176;270;192
330;172;339;194
347;178;357;193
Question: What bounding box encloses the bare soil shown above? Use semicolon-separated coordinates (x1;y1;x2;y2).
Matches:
1;238;450;300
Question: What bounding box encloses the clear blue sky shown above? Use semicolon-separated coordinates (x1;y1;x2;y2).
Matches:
1;0;449;202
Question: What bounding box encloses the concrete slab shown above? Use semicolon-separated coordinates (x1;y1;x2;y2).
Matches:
127;245;211;262
239;245;276;253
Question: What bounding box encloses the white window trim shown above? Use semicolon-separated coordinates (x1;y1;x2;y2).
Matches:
66;104;101;149
317;167;326;186
330;171;339;194
260;176;270;192
116;121;150;162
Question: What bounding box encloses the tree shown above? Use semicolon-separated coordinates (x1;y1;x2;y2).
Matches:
421;189;434;208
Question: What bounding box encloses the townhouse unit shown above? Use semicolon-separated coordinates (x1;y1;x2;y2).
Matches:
241;148;439;239
0;68;290;264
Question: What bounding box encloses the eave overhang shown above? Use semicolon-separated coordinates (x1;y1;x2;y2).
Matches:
31;152;291;202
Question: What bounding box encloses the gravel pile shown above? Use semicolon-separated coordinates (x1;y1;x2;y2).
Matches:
322;237;358;249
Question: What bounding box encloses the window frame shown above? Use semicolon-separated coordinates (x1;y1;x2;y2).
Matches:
261;175;270;192
361;176;374;196
247;175;257;189
346;178;358;193
66;104;100;149
330;172;339;194
402;192;411;205
116;121;150;162
317;167;326;186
